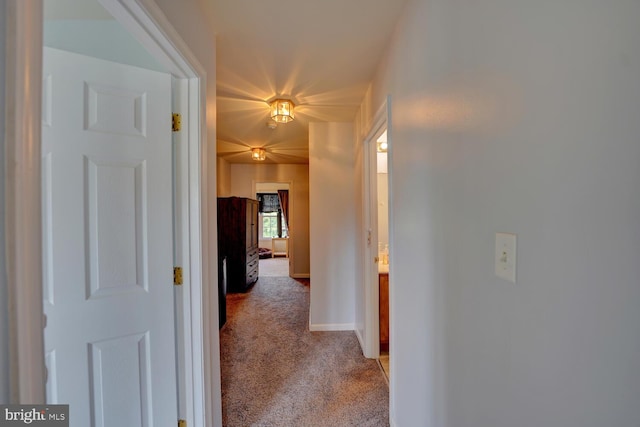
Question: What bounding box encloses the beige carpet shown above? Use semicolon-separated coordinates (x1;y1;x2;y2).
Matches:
220;277;389;426
259;257;290;277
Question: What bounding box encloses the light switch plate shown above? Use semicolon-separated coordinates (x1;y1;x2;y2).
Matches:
495;232;517;283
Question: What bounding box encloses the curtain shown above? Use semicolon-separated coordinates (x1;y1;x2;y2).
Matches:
277;190;289;236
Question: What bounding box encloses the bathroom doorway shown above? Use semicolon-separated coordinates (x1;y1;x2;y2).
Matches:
375;130;390;379
362;97;392;383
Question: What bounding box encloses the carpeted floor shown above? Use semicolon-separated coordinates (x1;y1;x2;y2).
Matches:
259;257;289;277
220;277;389;427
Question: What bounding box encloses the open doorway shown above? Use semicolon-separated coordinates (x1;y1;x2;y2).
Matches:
7;0;216;423
31;0;210;424
255;182;292;277
376;131;390;379
361;97;392;383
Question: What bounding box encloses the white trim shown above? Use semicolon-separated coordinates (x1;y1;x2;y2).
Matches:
309;323;356;332
186;76;209;427
4;0;46;404
101;0;205;78
172;77;188;421
385;97;396;424
362;129;379;359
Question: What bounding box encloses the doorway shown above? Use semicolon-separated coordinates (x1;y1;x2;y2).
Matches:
255;182;293;277
375;130;390;379
362;97;392;375
5;0;212;424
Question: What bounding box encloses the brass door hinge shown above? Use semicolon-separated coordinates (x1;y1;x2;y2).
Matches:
172;113;182;132
178;420;186;427
174;267;183;286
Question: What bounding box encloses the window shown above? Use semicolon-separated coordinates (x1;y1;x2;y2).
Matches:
257;192;288;239
261;212;279;238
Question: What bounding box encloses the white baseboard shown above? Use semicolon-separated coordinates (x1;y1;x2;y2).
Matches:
355;328;366;352
291;273;310;279
308;323;355;332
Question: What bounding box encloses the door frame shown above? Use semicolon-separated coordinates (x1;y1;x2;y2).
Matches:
4;0;217;425
361;97;392;359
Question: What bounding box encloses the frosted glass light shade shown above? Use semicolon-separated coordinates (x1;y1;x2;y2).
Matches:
270;99;295;123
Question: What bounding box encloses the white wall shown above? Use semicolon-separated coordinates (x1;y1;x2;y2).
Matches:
229;163;310;277
363;0;640;426
309;122;357;330
0;0;9;404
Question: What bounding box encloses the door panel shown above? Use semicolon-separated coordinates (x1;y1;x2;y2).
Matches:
42;47;176;427
86;157;147;298
88;331;152;427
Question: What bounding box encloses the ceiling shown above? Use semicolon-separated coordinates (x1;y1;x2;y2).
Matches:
43;0;408;165
212;0;407;164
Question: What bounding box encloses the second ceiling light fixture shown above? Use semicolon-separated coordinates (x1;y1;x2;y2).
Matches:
253;99;294;161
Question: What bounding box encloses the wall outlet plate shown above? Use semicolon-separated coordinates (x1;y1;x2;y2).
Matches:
495;232;517;283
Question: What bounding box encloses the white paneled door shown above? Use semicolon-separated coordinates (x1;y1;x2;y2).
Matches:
42;47;176;427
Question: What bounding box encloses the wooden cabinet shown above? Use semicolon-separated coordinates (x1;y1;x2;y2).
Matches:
217;197;259;292
379;272;389;352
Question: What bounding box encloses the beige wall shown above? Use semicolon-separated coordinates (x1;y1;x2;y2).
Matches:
308;122;357;330
217;156;231;196
229;163;310;277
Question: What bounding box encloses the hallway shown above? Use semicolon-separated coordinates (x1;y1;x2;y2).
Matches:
219;276;389;426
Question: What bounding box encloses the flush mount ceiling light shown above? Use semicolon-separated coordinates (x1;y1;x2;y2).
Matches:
270;99;295;124
251;148;266;161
